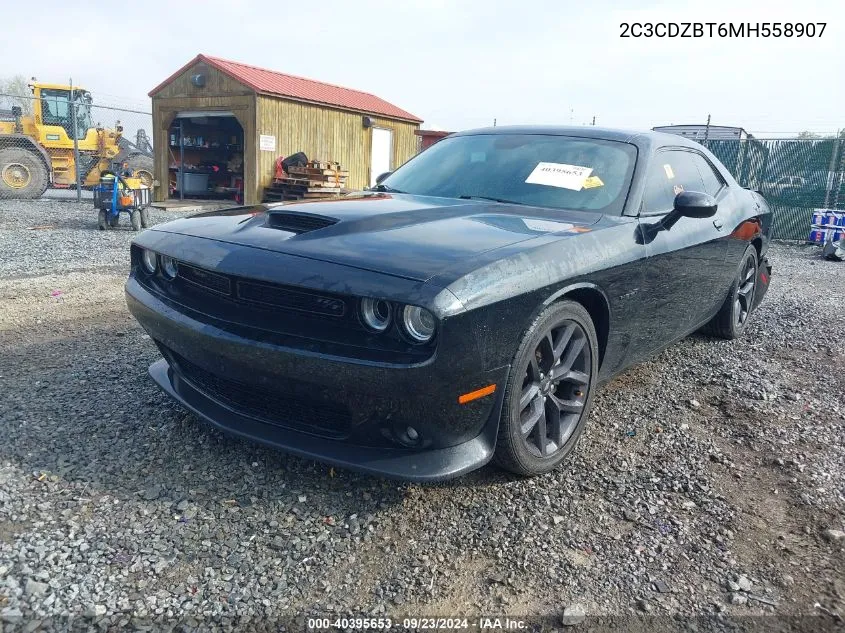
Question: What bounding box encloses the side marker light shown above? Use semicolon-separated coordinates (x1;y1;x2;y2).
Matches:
458;384;497;405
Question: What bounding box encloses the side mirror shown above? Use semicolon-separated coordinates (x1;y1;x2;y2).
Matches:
644;191;718;238
673;190;717;218
375;171;393;185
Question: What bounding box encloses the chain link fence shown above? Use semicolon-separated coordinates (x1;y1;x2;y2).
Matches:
704;137;845;241
0;91;152;201
2;90;842;243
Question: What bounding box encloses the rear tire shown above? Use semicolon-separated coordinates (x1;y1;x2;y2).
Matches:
97;210;108;230
703;245;758;340
140;207;151;228
130;209;142;231
123;154;154;189
494;300;598;477
0;147;49;199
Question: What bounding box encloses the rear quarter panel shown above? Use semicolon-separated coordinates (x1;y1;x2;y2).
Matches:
723;188;772;267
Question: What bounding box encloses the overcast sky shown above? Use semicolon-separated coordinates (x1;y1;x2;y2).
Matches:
3;0;843;136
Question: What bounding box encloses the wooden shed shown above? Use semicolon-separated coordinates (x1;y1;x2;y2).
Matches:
149;54;422;205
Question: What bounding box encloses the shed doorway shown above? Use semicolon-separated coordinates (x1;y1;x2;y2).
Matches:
168;112;245;203
370;127;393;187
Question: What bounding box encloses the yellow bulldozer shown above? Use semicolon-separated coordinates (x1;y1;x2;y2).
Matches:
0;82;153;198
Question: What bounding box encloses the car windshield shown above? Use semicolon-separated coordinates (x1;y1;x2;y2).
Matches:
382;133;637;214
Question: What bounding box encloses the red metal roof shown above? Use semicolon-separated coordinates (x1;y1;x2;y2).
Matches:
149;54;422;123
415;129;452;138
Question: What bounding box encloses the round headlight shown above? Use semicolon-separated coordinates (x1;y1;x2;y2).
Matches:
141;249;157;274
402;305;436;343
360;297;392;332
160;255;178;279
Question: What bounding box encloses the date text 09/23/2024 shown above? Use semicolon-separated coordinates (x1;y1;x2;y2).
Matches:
307;617;530;630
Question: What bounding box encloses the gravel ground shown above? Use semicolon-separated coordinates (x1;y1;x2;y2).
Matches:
0;199;843;631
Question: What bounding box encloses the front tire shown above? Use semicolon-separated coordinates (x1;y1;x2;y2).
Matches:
494;300;598;477
97;210;108;230
129;209;142;231
0;147;49;199
704;245;758;340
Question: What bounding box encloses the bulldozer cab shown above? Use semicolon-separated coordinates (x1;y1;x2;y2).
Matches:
33;84;94;141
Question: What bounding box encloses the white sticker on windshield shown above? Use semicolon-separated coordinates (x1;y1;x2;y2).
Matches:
525;163;593;190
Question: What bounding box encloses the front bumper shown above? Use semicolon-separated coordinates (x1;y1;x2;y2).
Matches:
126;277;508;482
148;359;500;481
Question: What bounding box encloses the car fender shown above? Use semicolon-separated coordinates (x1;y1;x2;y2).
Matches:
469;280;611;448
496;280;611;376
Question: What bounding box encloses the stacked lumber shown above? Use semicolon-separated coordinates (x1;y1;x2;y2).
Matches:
263;160;349;202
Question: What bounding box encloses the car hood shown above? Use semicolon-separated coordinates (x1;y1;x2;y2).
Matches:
151;193;602;282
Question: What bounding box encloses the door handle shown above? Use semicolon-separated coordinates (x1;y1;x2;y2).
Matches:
713;219;724;230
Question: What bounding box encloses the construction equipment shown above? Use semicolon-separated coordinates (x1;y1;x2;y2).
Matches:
0;82;153;199
93;170;151;231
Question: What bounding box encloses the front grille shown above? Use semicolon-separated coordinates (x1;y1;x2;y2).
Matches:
169;351;351;439
172;261;350;319
267;212;338;233
178;264;231;295
236;280;346;317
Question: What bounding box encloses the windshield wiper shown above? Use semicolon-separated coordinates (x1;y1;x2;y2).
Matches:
458;194;524;205
372;184;405;193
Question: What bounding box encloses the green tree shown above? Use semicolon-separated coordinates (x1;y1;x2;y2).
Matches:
797;130;821;139
0;75;33;115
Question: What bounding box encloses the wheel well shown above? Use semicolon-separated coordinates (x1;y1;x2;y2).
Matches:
561;288;609;369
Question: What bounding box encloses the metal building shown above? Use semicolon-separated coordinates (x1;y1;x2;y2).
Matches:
652;124;751;141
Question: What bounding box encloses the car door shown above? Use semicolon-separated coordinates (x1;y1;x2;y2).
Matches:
692;150;744;292
633;148;732;355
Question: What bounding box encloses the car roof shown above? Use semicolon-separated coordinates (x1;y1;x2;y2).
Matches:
452;125;703;151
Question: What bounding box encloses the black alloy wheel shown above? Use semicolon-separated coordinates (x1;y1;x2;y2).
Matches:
703;244;759;340
495;300;598;476
518;320;591;458
733;254;757;329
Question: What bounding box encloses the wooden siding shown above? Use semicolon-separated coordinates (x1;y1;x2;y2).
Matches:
255;95;419;194
152;60;420;204
150;62;256;203
152;61;253;100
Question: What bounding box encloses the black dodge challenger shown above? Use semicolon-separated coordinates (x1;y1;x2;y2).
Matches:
126;127;772;481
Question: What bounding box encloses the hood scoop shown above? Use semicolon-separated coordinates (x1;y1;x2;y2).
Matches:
267;211;338;234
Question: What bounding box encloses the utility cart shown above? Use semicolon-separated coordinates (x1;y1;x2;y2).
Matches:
93;170;151;231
